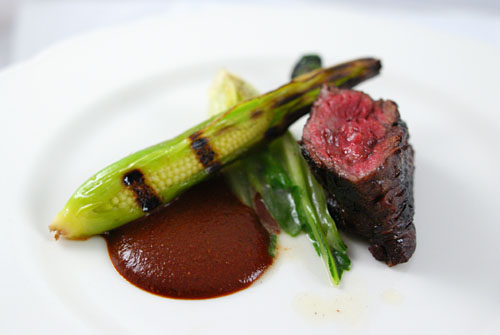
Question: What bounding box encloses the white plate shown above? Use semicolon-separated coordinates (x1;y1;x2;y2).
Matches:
1;4;499;334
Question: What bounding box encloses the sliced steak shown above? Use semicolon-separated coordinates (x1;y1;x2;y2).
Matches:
301;87;415;266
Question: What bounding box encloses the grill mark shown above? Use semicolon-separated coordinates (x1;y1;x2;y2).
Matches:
264;105;311;140
189;131;220;170
205;162;222;174
268;74;349;122
123;169;162;212
250;110;264;119
271;92;302;109
214;125;234;136
276;70;344;108
336;70;372;89
264;126;281;140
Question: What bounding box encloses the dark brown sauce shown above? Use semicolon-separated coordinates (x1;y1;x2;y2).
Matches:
104;177;273;299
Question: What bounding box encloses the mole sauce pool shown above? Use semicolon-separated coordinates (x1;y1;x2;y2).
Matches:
104;178;273;299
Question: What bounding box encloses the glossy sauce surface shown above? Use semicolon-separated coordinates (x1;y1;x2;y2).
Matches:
105;178;273;299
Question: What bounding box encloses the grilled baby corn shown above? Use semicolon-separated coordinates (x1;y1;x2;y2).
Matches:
50;58;381;239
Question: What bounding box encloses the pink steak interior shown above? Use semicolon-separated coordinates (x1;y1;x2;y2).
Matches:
303;87;397;179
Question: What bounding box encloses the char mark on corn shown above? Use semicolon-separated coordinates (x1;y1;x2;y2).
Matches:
264;106;310;140
250;110;264;119
189;131;221;172
271;93;303;109
123;169;162;212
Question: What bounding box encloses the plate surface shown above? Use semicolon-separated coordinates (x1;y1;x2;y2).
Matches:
1;4;499;334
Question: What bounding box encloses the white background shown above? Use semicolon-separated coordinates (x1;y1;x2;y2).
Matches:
0;0;500;69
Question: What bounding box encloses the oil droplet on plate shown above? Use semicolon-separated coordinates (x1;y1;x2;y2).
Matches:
381;288;404;305
292;275;370;328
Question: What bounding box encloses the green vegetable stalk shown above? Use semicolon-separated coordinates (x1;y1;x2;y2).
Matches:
208;66;350;285
277;132;350;284
291;54;323;79
51;58;380;240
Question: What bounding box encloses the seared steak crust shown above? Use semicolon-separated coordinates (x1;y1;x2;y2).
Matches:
301;88;415;266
